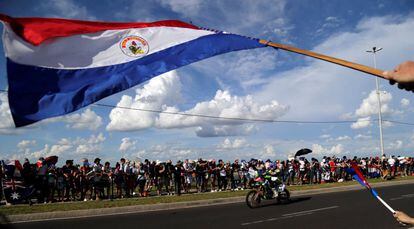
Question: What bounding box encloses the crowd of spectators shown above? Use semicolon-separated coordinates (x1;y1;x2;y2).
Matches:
1;155;413;204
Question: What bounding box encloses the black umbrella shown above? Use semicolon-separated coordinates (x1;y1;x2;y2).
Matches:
45;156;58;165
295;148;312;157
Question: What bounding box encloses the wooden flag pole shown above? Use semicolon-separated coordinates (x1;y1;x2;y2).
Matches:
259;40;385;79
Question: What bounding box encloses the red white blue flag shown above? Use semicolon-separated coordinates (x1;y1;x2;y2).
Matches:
0;14;266;127
349;163;395;213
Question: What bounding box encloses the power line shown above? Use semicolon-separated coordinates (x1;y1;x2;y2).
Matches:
1;89;414;126
93;103;356;124
383;119;414;126
93;103;414;126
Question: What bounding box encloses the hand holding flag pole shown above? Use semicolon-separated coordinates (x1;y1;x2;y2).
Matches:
259;40;386;79
349;163;395;214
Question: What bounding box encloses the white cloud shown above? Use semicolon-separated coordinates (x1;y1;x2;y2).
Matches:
75;144;100;154
320;134;331;139
62;108;103;130
387;140;403;150
336;135;351;141
15;133;107;162
261;145;276;159
312;143;344;155
401;98;410;108
351;117;372;129
316;16;344;34
107;71;288;137
0;93;102;133
37;0;96;20
107;71;182;131
0;93;19;134
222;49;280;89
195;124;257;137
218;138;248;150
119;137;137;152
131;145;195;162
85;133;106;144
155;0;291;44
354;134;372;140
156;90;288;130
355;90;393;117
157;0;203;17
17;140;36;150
350;90;397;129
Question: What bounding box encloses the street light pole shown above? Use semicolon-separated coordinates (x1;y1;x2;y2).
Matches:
366;47;385;157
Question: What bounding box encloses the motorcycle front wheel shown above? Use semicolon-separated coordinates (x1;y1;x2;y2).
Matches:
277;188;291;203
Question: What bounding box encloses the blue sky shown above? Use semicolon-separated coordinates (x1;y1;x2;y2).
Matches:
0;0;414;164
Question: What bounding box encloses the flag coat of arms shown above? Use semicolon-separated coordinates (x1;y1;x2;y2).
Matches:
0;14;266;127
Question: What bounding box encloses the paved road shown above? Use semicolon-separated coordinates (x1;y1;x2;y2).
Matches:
2;183;414;229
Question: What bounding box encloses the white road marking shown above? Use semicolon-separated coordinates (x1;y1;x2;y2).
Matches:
241;213;314;226
241;206;339;226
390;193;414;201
282;206;339;216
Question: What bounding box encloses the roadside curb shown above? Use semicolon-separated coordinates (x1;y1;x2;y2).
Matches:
3;179;414;224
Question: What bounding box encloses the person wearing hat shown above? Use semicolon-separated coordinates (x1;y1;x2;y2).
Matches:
155;160;165;196
35;157;48;203
91;158;103;200
79;158;92;201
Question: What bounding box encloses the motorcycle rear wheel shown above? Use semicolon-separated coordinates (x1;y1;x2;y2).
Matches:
246;190;261;208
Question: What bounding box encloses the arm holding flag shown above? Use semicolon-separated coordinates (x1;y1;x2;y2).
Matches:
394;211;414;225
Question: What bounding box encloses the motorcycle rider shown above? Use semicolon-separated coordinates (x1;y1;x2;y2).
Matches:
264;163;282;198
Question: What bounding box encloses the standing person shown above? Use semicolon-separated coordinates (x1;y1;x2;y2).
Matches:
183;159;193;193
145;160;155;195
155;161;165;196
62;160;75;201
321;157;330;183
56;168;65;202
174;161;184;196
208;159;218;192
298;157;306;185
310;158;320;184
142;160;151;197
114;162;124;198
91;158;103;200
79;158;91;201
21;159;35;187
125;160;135;197
231;159;241;190
329;157;336;182
165;160;174;195
36;157;48;203
135;162;146;197
388;156;396;178
195;158;207;193
218;160;226;191
225;161;232;191
287;159;296;185
102;161;112;199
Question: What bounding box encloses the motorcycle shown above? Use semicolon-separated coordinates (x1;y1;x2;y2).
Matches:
246;174;290;208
